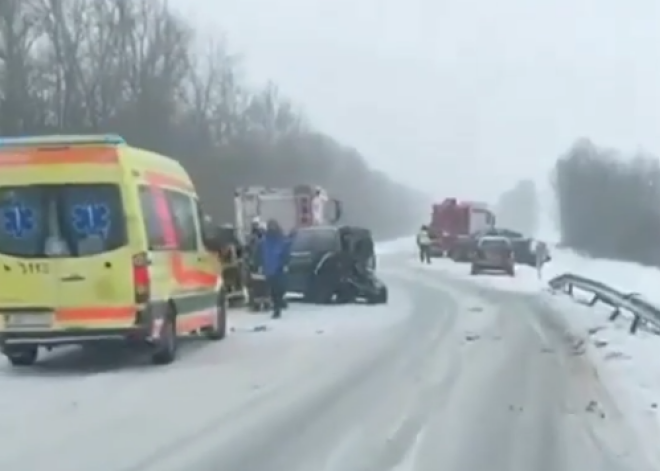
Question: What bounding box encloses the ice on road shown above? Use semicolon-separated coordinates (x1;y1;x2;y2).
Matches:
0;244;653;471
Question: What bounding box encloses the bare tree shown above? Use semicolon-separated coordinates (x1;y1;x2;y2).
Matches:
0;0;41;133
0;0;426;238
552;139;660;264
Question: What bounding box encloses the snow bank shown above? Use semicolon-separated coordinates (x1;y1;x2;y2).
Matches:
413;248;660;463
542;248;660;461
545;249;660;305
412;245;660;300
542;293;660;466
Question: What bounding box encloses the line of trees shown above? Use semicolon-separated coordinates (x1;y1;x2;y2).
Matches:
0;0;427;238
552;138;660;265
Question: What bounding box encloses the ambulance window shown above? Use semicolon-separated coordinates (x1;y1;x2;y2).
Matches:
164;190;199;251
138;187;167;250
58;184;127;256
0;186;48;258
0;184;126;257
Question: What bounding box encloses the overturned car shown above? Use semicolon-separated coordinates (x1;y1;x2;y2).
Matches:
287;225;388;304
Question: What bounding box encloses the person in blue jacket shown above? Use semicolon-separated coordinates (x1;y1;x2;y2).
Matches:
258;219;292;318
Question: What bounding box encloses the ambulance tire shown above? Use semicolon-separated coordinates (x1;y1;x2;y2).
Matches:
203;289;227;340
151;304;178;365
5;346;38;367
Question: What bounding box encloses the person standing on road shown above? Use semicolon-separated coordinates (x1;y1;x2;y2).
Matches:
534;240;549;280
416;225;432;264
258;219;291;318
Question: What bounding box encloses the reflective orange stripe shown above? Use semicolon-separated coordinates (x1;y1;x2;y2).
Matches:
147;184;218;287
171;253;217;286
56;306;136;322
0;147;118;166
144;171;194;191
151;187;178;246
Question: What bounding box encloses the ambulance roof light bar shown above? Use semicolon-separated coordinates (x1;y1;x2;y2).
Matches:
0;134;126;148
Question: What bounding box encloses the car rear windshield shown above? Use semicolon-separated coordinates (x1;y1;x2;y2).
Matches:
0;184;126;258
479;238;511;250
291;228;338;252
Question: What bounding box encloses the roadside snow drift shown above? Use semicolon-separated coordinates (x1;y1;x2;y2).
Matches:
542;293;660;467
411;247;660;464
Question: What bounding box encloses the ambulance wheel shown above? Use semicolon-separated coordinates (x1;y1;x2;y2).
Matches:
151;305;178;365
5;346;38;367
203;290;227;340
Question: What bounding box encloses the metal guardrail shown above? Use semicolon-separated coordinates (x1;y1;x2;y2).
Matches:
548;273;660;335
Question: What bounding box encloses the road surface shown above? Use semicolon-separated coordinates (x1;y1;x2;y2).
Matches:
0;256;654;471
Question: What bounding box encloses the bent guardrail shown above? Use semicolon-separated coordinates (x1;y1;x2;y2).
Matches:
548;273;660;335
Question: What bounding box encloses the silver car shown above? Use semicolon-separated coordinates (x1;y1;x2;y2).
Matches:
470;236;515;276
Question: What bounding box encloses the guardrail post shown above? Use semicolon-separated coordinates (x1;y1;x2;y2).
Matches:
630;315;641;334
588;294;599;306
566;283;573;296
609;307;621;321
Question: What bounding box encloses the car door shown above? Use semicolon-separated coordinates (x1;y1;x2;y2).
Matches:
54;183;135;329
137;186;174;304
190;198;220;295
163;190;216;328
0;186;58;330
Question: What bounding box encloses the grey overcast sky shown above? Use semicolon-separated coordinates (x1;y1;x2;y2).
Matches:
172;0;660;201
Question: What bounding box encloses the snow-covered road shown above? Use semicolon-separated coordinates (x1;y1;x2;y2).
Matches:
0;242;653;471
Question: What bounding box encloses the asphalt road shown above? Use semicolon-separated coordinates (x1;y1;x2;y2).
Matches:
0;256;654;471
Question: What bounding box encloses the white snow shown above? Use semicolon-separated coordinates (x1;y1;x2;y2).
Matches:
542;292;660;467
230;290;412;338
411;257;544;293
544;249;660;305
376;236;414;255
410;244;660;463
541;249;660;457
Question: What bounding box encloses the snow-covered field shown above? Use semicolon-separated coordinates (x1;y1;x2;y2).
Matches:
413;248;660;457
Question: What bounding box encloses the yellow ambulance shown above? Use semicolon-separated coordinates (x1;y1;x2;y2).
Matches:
0;134;226;366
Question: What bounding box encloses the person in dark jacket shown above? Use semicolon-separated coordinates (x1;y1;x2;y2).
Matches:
258;219;291;318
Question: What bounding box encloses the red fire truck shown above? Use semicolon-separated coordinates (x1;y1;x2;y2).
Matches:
428;198;495;257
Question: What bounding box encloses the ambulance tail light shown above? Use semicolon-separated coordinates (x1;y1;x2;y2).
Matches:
132;252;151;303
